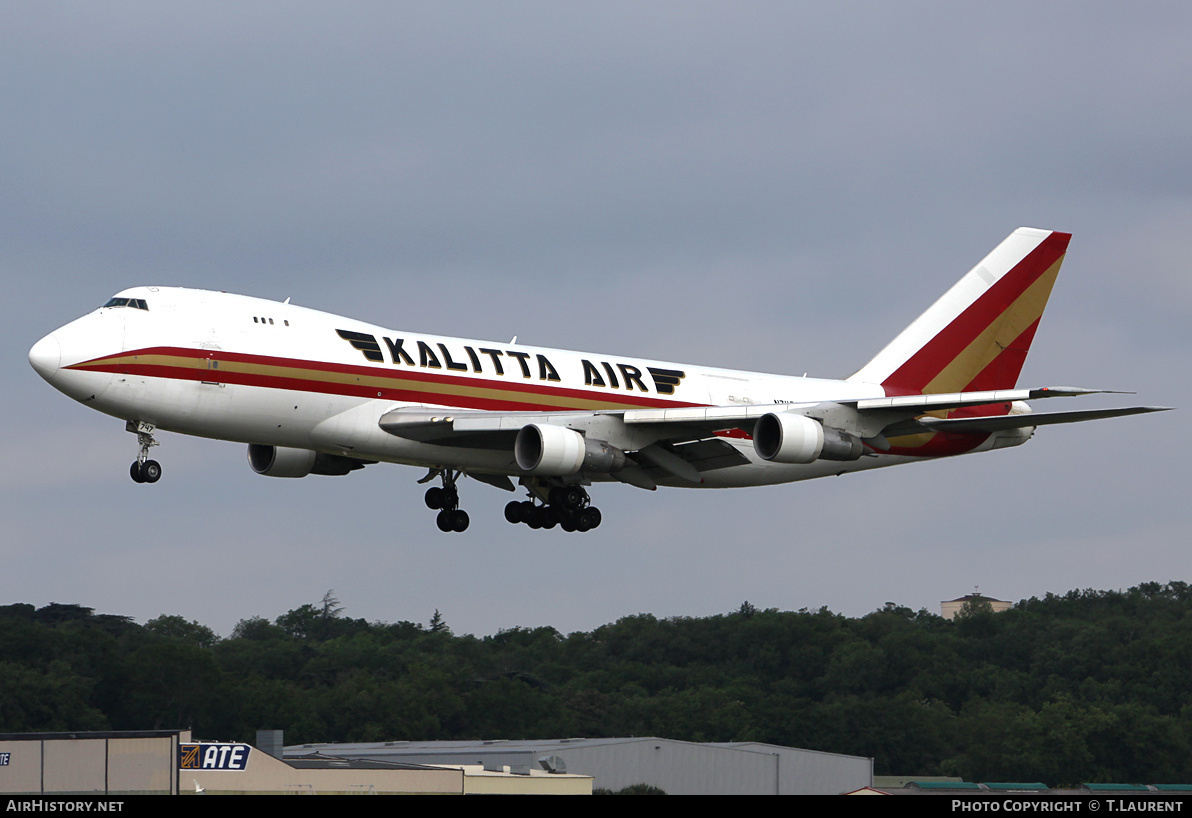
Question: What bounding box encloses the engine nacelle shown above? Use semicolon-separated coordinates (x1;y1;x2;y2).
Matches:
753;413;864;463
247;444;366;478
753;413;824;463
514;425;626;475
515;424;585;474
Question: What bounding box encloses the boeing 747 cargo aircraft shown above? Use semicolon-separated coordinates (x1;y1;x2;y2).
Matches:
29;228;1166;532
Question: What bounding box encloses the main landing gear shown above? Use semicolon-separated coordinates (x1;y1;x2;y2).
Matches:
504;485;602;533
127;420;162;484
424;470;469;533
419;472;602;534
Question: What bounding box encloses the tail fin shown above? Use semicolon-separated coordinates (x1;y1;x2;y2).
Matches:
848;227;1071;395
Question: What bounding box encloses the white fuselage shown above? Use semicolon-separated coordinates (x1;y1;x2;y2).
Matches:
29;286;1010;490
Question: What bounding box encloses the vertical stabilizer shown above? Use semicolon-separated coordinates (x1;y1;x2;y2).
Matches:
848;227;1070;395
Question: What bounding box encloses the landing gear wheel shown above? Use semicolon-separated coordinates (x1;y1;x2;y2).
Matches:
561;485;585;509
141;460;162;484
509;484;603;532
581;506;601;529
436;509;469;533
127;421;161;485
428;471;467;532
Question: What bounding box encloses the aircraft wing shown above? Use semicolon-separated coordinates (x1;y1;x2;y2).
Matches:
377;405;751;487
380;407;603;446
377;387;1167;483
378;387;1165;445
615;386;1148;439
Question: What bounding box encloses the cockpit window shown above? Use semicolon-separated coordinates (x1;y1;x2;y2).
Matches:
103;297;149;310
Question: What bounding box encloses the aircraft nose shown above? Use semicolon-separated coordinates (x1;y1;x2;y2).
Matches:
29;332;61;381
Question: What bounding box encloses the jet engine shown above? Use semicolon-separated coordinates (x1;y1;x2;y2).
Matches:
247;444;367;477
753;412;864;464
514;424;626;475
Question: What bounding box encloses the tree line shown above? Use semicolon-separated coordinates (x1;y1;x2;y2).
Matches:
2;582;1190;786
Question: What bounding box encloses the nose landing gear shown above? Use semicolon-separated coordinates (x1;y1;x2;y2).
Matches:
127;420;162;484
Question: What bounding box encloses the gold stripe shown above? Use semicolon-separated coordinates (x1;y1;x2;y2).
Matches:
219;359;637;410
922;256;1063;395
885;432;935;450
83;352;651;411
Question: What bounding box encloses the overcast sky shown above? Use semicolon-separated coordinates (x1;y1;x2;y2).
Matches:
4;2;1189;638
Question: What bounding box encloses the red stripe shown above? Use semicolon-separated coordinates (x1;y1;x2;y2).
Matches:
883;432;989;457
960;318;1041;394
70;346;703;412
883;232;1069;392
939;319;1043;420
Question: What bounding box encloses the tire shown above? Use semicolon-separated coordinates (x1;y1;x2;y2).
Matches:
505;501;524;524
562;485;584;509
130;461;145;483
451;510;470;532
425;487;444;509
577;508;600;532
584;506;602;529
141;460;162;483
436;510;454;532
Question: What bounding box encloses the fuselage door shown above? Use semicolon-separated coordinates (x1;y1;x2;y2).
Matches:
200;342;224;387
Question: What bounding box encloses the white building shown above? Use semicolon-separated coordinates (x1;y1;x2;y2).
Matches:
287;736;873;795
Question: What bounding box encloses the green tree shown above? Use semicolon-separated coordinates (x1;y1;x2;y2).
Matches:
145;615;219;648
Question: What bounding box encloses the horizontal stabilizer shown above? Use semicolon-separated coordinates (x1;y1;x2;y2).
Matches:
914;406;1171;434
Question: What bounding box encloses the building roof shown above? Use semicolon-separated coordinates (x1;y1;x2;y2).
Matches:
942;594;1009;604
287;735;867;760
285;752;445;771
